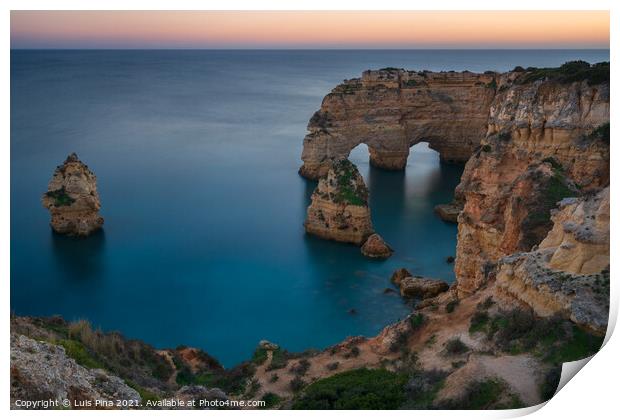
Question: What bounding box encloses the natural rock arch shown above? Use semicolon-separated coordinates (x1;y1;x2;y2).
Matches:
299;69;497;179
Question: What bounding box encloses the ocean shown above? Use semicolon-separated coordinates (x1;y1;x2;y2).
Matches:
10;49;609;366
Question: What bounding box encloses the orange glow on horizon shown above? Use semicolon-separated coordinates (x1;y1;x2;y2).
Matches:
11;11;610;49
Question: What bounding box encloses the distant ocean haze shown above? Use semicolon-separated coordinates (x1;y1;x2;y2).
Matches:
10;49;610;366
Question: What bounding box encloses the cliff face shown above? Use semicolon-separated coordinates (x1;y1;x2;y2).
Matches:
494;188;609;334
304;158;374;245
455;78;609;294
11;334;140;408
41;153;104;236
299;69;496;179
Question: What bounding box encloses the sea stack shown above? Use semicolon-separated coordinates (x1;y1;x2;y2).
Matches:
42;153;104;236
304;158;374;245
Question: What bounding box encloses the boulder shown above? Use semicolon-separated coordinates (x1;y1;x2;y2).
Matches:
434;202;463;223
399;277;449;299
390;268;412;286
361;233;393;259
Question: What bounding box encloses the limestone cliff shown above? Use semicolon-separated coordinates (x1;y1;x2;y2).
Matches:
42;153;104;236
299;69;496;179
495;188;609;334
11;334;140;408
455;73;609;294
304;158;374;245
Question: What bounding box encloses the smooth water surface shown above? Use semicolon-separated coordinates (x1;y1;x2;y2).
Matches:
11;49;609;366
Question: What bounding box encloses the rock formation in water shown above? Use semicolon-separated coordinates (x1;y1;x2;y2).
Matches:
360;233;393;259
397;276;449;299
299;69;496;179
434;202;463;223
41;153;104;236
304;158;374;245
298;64;609;299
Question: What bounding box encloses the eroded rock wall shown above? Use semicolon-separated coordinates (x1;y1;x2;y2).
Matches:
494;188;610;334
299;69;497;179
455;79;609;294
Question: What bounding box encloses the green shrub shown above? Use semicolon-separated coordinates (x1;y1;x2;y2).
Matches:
477;297;494;310
125;380;160;402
45;187;75;207
252;347;268;366
261;392;282;409
410;313;425;330
481;144;492;153
290;376;306;393
289;359;311;376
445;338;469;355
516;61;609;85
469;310;490;333
446;300;459;313
57;339;103;369
292;368;408;409
451;379;504;409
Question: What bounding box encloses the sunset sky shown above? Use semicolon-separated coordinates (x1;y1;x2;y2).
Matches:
11;11;610;49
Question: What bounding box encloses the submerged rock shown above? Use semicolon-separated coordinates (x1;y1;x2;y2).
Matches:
304;158;374;245
41;153;104;236
434;202;463;223
399;277;449;299
361;233;393;259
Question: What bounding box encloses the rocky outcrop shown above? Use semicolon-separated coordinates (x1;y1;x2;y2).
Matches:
11;334;140;409
299;69;497;179
42;153;104;236
398;277;449;299
390;268;412;286
495;187;609;334
304;158;374;245
360;233;393;259
454;72;609;294
434;202;463;223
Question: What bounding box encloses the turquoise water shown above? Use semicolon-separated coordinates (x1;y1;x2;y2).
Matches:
10;50;609;366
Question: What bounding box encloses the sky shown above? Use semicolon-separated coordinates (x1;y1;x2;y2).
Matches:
11;10;610;49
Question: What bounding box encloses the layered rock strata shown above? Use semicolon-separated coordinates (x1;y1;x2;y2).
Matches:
299;69;497;179
304;158;374;245
495;187;609;334
41;153;104;236
455;76;609;294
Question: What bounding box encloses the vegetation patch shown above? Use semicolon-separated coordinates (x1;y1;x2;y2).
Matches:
260;392;282;409
478;309;603;362
516;61;609;85
439;378;521;409
469;310;490;333
46;187;75;207
444;338;469;355
330;159;368;206
57;339;104;370
445;300;459;313
292;368;408;409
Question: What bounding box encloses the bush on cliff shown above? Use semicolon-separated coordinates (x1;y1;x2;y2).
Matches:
517;61;609;85
292;368;408;409
480;309;603;362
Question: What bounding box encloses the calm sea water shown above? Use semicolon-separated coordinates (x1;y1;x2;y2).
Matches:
10;49;609;366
